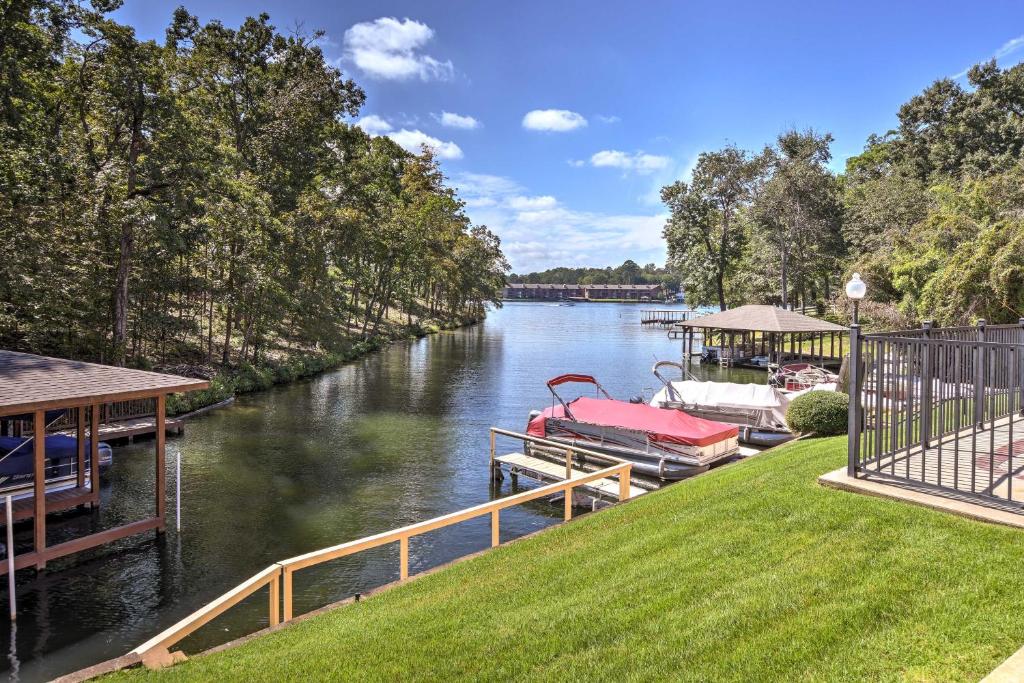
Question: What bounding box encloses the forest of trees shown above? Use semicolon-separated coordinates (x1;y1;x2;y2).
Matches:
509;260;680;289
663;60;1024;326
0;1;508;369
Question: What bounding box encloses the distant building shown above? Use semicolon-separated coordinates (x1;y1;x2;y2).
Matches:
502;283;663;301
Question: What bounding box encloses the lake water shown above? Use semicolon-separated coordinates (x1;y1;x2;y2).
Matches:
2;302;761;681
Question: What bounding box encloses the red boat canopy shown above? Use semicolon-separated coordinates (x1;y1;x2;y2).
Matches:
528;396;738;447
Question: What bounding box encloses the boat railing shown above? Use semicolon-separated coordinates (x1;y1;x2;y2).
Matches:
130;430;633;669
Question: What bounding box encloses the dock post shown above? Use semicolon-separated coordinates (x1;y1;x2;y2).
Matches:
176;449;182;532
6;495;15;620
155;395;166;533
489;429;497;482
33;409;45;570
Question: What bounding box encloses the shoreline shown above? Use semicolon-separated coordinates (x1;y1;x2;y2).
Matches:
167;316;482;417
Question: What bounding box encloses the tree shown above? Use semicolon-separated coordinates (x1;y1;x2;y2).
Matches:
751;129;843;308
661;146;766;310
0;6;508;369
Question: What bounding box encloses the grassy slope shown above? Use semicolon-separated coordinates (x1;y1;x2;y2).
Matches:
119;438;1024;682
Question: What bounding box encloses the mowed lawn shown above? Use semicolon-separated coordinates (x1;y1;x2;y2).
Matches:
116;437;1024;681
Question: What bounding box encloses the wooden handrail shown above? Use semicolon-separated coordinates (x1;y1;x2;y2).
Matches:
131;430;633;669
131;564;281;668
278;461;631;618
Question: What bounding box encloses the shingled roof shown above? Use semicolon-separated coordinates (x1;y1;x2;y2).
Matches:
677;305;848;333
0;350;209;416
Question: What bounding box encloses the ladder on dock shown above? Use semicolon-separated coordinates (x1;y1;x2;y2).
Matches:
494;452;647;500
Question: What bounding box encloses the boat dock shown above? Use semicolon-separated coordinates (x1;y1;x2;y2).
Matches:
640;309;697;326
57;415;183;443
494;452;648;500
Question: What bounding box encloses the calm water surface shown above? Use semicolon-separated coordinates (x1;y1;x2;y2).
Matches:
2;302;759;681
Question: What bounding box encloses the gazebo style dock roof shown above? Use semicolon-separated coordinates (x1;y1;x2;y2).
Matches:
676;305;848;334
0;350;208;574
675;305;849;368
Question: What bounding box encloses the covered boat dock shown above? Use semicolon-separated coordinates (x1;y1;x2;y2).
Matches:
0;350;207;573
675;305;850;368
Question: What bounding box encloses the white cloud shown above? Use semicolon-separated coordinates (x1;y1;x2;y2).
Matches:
387;129;463;159
521;109;587;132
952;34;1024;79
356;114;394;135
590;150;633;169
355;115;462;160
343;17;454;81
596;114;621;124
507;195;557;210
451;172;524;202
452;172;667;271
590;150;671;175
436;111;480;129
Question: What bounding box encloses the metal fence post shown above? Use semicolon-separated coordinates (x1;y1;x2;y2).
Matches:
976;319;987;427
847;324;861;477
921;320;934;448
1019;319;1024;416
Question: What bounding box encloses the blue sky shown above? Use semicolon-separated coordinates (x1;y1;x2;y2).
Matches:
115;1;1024;273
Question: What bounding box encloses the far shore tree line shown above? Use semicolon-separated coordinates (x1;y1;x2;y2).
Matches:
663;60;1024;327
508;260;680;290
0;1;509;369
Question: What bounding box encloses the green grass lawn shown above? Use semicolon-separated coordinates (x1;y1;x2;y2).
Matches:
116;437;1024;681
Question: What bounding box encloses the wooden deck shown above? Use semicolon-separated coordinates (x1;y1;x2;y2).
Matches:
494;452;647;499
57;415;182;442
0;484;95;524
861;413;1024;507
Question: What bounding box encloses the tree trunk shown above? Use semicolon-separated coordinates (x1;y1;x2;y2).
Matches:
111;107;144;366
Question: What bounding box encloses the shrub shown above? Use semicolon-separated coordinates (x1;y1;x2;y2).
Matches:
786;391;849;436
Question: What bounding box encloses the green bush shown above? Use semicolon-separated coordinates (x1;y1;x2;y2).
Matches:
786;391;849;436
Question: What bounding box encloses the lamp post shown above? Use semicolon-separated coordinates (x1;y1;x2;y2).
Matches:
845;273;866;325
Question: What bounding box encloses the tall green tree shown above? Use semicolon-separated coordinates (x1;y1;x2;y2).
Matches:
751;129;843;308
661;145;766;310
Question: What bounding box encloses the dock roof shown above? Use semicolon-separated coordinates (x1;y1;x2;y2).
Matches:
677;305;848;333
0;350;209;416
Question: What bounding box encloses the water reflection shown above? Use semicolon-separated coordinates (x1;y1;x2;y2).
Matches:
0;303;762;680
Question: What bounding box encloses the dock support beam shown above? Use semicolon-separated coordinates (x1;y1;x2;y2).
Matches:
33;409;45;570
90;404;100;507
156;395;166;532
6;496;14;619
76;407;86;490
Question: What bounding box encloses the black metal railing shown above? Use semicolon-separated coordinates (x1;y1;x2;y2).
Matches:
848;319;1024;510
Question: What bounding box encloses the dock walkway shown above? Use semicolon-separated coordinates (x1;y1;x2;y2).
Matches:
640;309;697;326
494;452;647;499
57;415;182;442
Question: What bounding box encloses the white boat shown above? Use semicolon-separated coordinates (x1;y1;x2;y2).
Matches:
650;361;798;447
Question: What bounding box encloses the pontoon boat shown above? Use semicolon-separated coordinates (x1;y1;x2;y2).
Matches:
527;374;739;480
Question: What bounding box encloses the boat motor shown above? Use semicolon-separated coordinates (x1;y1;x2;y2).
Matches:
629;395;644;404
